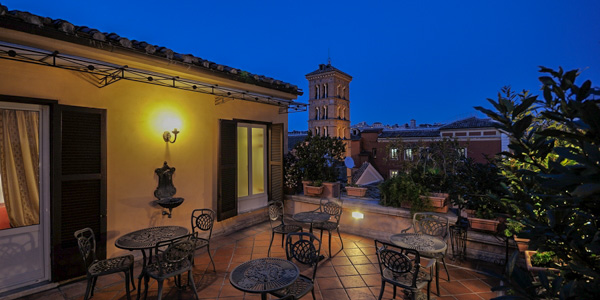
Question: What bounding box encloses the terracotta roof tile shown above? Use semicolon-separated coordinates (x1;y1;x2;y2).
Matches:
0;4;302;95
440;117;497;130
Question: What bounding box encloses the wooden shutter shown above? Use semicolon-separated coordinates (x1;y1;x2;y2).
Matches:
51;105;106;281
217;120;237;221
269;123;284;203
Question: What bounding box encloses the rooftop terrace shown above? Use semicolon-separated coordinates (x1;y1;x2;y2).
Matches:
18;221;503;300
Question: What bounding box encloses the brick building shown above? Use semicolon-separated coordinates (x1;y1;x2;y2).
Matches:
350;117;506;179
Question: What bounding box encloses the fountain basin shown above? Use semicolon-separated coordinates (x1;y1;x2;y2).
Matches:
155;197;184;218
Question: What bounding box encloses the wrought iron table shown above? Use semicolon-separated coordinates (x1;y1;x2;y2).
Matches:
292;211;330;233
390;233;448;296
229;257;299;300
115;226;188;299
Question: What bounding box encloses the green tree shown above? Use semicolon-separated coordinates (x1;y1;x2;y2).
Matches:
475;67;600;299
292;133;346;182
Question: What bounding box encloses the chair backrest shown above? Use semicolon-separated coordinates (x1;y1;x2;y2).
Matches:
268;201;284;226
319;198;343;224
412;212;449;240
285;232;321;280
191;208;215;239
153;234;195;276
374;240;421;288
74;227;97;268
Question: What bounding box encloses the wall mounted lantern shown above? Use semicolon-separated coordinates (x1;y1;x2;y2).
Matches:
163;128;180;143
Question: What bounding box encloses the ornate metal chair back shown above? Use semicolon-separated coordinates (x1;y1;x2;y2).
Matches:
153;234;195;276
285;232;321;280
268;201;285;225
375;240;421;288
191;208;215;239
74;227;98;269
413;212;449;240
319;198;343;223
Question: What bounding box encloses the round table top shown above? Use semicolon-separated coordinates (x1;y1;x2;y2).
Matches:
292;211;330;223
115;226;188;250
229;257;299;294
390;233;447;253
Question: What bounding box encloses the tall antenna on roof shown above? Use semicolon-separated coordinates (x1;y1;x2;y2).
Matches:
328;48;331;65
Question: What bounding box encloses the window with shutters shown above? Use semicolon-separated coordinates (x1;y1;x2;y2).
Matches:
237;123;267;213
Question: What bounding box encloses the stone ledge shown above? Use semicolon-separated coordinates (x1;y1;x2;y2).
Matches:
286;194;515;264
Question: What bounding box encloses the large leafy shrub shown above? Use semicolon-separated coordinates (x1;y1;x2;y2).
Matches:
292;133;346;182
476;67;600;299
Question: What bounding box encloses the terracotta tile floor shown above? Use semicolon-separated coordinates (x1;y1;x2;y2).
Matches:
20;222;504;300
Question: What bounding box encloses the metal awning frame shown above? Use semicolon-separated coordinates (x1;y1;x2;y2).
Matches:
0;41;307;113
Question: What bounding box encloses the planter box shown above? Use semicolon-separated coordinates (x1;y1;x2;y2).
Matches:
303;185;324;197
322;182;340;198
469;217;500;232
525;250;560;273
401;192;449;213
346;186;367;197
514;235;530;252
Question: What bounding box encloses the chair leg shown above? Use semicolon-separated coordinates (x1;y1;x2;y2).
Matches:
130;265;136;290
188;270;199;300
83;276;93;300
328;230;332;257
312;287;316;300
435;260;440;296
378;281;386;300
142;275;150;300
442;257;450;281
207;244;216;272
268;231;275;257
156;279;164;300
124;271;131;300
281;231;285;247
393;285;397;299
427;280;431;300
337;227;343;251
91;276;98;296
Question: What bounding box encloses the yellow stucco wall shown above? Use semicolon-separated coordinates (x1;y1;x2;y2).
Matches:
0;30;292;257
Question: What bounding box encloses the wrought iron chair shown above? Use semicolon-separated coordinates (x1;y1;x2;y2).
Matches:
74;227;135;300
270;232;321;300
401;212;450;295
312;198;343;256
268;201;303;257
190;208;216;271
141;233;198;300
375;240;433;300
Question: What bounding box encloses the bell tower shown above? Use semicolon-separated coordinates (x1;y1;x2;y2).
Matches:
305;63;352;144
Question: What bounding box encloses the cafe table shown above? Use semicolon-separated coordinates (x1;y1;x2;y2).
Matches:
115;225;188;298
292;211;330;233
390;232;447;295
229;257;299;300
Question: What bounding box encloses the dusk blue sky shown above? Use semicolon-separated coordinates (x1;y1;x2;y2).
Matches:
3;0;599;131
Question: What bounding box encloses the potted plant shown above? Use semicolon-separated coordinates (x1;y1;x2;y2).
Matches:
504;219;529;252
379;173;431;215
304;180;324;197
345;183;368;197
525;250;560;273
293;133;346;198
453;158;505;232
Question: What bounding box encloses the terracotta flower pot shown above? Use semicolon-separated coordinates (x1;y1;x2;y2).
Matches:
304;185;324;197
514;235;530;252
322;182;340;198
346;186;367;197
468;217;500;232
420;193;449;213
525;250;560;273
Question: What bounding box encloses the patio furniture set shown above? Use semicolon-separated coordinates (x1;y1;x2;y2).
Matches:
74;200;454;300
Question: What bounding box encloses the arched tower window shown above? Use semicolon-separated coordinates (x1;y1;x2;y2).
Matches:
337;106;341;119
342;86;346;99
336;84;341;98
316;85;320;99
323;105;328;119
316;127;320;136
324;83;328;98
342;107;346;120
324;126;328;137
316;107;320;120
